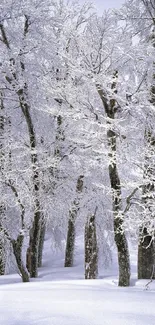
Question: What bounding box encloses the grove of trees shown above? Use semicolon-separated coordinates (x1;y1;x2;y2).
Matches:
0;0;155;286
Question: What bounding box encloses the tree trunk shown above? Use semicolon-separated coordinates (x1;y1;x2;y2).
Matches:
12;234;29;282
26;210;41;278
138;15;155;279
96;73;130;286
18;78;42;278
0;93;6;275
8;83;41;278
138;227;155;279
38;222;46;267
0;229;6;275
113;215;130;286
138;130;155;279
0;18;42;278
64;175;84;267
27;216;45;275
85;211;98;279
108;135;130;286
64;218;76;267
108;130;130;287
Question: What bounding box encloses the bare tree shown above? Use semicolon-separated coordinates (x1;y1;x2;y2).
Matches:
97;72;130;286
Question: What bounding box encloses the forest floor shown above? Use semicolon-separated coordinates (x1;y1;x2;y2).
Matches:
0;235;155;325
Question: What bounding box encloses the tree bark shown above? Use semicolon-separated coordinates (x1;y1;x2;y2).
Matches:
26;201;42;277
64;218;76;267
38;222;46;267
0;92;6;275
138;227;155;279
12;234;29;282
64;175;84;267
138;131;155;279
85;210;98;279
0;228;6;275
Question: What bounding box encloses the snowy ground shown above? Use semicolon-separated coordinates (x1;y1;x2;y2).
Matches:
0;236;155;325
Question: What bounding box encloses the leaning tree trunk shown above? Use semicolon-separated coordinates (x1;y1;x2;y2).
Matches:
96;72;130;286
85;210;98;279
5;180;30;281
1;19;42;278
64;175;84;267
12;234;29;282
18;18;42;278
18;86;42;278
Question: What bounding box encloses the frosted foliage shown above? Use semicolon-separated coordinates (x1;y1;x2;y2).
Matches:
1;0;155;278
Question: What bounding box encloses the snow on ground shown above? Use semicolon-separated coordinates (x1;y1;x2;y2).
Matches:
0;235;155;325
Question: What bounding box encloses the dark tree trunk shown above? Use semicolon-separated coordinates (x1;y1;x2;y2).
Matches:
18;96;41;278
27;217;45;275
28;213;41;278
64;175;84;267
138;227;155;279
108;131;130;286
96;73;130;286
85;211;98;279
0;93;6;275
64;218;76;267
137;1;155;280
12;234;29;282
113;215;130;286
26;210;41;278
1;18;42;278
137;10;155;279
0;231;6;275
5;181;29;280
18;72;42;278
38;222;46;267
138;131;155;279
19;98;41;277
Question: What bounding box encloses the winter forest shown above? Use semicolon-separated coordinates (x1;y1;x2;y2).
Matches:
1;0;155;296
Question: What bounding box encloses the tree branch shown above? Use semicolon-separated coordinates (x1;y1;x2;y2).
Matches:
123;185;143;214
5;180;25;229
0;23;10;49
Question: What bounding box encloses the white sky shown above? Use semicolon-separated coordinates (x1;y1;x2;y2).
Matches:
91;0;124;11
